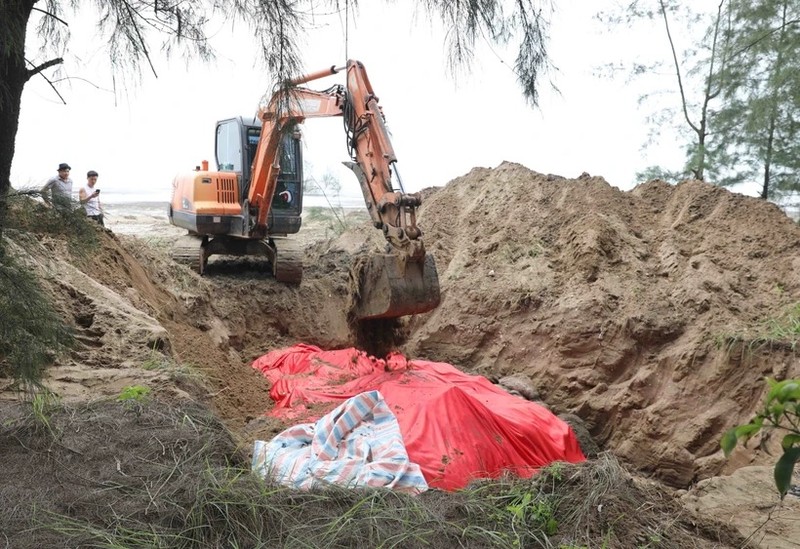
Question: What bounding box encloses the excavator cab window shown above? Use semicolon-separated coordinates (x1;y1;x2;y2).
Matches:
215;120;243;172
272;134;303;211
245;128;260;171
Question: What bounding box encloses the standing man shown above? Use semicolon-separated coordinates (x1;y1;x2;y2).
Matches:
41;163;74;209
79;170;104;226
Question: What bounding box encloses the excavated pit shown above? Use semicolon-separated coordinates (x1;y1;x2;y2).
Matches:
15;163;800;475
3;162;800;546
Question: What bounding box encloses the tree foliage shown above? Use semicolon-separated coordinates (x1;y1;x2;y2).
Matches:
0;189;108;387
0;252;73;389
601;0;724;183
706;0;800;200
607;0;800;200
8;0;555;106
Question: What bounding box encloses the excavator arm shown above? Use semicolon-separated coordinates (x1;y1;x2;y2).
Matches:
247;59;439;319
249;60;426;260
338;61;426;262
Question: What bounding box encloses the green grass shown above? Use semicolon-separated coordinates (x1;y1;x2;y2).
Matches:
40;452;722;548
141;349;204;388
304;205;352;237
714;302;800;356
765;303;800;342
117;385;151;402
30;391;61;436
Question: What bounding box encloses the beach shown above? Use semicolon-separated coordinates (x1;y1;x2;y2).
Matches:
104;201;182;238
103;197;372;245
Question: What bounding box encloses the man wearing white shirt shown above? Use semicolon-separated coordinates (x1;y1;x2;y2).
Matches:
79;170;104;226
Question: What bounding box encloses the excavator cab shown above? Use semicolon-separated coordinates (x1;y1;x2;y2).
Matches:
215;116;303;236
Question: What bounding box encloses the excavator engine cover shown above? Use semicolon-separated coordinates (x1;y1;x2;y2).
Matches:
353;253;440;320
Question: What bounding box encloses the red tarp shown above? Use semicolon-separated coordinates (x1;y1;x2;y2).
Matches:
253;344;585;490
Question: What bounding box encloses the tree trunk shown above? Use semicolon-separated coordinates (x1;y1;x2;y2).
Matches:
762;116;776;200
0;0;36;257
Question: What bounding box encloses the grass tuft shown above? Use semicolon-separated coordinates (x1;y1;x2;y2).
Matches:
713;302;800;360
30;448;743;549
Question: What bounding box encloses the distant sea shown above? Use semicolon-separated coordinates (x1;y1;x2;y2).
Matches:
102;191;366;210
101;193;370;236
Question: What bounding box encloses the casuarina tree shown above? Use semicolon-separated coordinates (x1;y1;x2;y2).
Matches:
705;0;800;200
0;0;552;254
602;0;799;198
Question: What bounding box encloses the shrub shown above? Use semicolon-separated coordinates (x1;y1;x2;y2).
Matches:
0;253;73;388
721;378;800;499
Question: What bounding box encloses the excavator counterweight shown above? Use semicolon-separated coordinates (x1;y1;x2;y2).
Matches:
168;60;440;320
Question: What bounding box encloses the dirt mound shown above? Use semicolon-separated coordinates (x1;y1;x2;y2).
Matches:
411;162;800;487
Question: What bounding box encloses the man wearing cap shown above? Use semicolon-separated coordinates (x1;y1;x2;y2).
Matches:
79;170;104;226
41;163;74;209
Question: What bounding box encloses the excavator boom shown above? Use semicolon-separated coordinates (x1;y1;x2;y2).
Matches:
250;61;426;257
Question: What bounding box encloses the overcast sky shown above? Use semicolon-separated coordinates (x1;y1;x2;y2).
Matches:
12;1;711;202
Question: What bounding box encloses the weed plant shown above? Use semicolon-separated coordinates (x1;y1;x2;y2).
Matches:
40;447;738;549
714;301;800;357
5;189;100;258
304;172;352;237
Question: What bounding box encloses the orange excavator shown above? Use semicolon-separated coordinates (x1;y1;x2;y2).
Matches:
168;59;440;320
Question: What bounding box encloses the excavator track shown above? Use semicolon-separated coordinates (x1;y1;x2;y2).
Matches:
171;234;206;274
270;237;303;284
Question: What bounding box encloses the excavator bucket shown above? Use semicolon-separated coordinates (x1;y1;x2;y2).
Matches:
353;253;441;320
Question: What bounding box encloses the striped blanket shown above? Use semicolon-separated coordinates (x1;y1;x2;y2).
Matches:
252;390;428;494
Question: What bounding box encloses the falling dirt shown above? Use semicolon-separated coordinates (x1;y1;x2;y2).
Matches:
2;163;800;547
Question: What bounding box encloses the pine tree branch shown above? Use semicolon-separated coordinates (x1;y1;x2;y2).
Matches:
25;58;67;104
31;7;69;27
122;0;159;78
659;0;699;135
730;18;800;59
50;76;115;94
26;57;63;80
704;0;726;102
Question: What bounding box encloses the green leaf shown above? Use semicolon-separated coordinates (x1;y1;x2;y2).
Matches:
774;447;800;499
753;415;765;429
721;428;738;456
734;423;762;440
769;403;786;423
778;382;800;402
782;434;800;450
766;378;786;403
